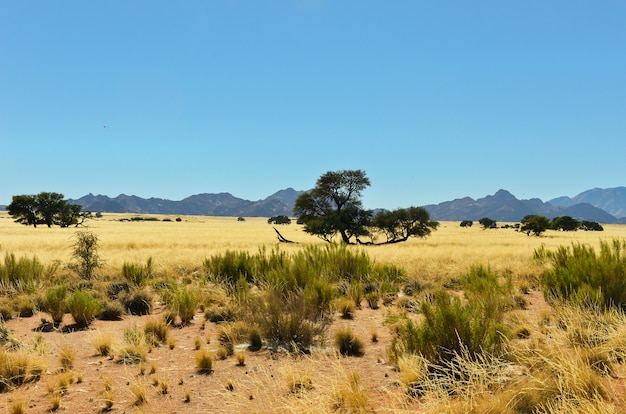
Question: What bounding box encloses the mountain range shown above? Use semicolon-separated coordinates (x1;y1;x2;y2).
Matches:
5;186;623;224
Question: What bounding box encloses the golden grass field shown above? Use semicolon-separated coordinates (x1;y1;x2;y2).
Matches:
2;211;625;282
2;211;626;413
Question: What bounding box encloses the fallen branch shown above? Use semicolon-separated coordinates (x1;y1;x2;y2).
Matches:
274;227;295;243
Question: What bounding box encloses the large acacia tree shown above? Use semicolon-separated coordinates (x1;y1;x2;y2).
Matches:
294;170;439;245
294;170;372;243
7;192;89;228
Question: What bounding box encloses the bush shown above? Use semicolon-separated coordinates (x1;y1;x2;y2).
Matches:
172;287;200;325
541;239;626;309
98;300;125;321
43;285;68;326
253;287;329;353
68;290;102;327
67;230;103;280
334;326;365;357
123;289;152;315
388;289;508;365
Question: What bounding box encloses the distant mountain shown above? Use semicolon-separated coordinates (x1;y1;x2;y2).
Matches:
548;187;626;219
63;186;626;223
423;189;618;223
68;188;306;217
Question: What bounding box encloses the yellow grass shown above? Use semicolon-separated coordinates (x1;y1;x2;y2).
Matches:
1;211;625;282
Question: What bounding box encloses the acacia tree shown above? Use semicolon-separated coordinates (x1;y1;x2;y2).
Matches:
7;195;39;227
520;215;550;236
294;170;372;243
371;207;439;244
7;192;89;228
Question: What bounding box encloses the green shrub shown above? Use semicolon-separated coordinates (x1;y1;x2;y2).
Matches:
67;230;103;280
541;239;626;309
68;289;102;327
43;285;68;326
253;287;329;353
388;289;508;365
172;287;200;325
334;326;365;357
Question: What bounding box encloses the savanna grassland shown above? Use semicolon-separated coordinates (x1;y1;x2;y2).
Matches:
1;211;626;413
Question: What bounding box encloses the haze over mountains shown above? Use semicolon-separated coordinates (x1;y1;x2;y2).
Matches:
60;187;626;224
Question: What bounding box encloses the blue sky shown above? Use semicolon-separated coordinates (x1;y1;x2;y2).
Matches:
1;1;625;210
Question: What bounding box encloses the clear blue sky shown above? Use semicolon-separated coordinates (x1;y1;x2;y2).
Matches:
1;1;625;209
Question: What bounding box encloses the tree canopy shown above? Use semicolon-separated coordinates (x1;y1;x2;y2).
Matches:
520;215;550;236
294;170;438;244
294;169;371;243
7;192;90;228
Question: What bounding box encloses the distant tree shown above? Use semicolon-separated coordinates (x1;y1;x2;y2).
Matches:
36;192;66;227
268;215;292;225
370;207;439;244
7;195;39;227
294;169;371;243
460;220;473;227
580;220;604;231
7;192;87;228
550;216;580;231
520;215;550;236
478;217;497;229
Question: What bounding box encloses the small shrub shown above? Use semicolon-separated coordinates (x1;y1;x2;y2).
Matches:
123;288;152;315
334;326;365;357
68;230;103;280
98;300;125;321
172;287;200;325
44;285;67;326
196;350;214;374
68;289;102;327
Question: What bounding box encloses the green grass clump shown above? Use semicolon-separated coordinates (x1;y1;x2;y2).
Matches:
172;287;200;325
68;289;102;327
122;257;153;287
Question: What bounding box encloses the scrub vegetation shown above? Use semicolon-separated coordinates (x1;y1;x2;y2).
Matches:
1;211;626;412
